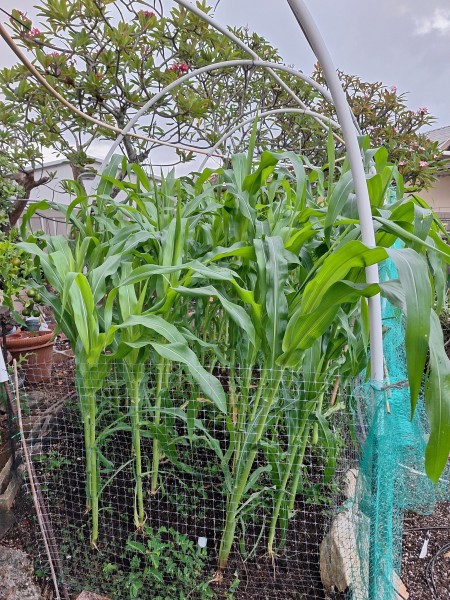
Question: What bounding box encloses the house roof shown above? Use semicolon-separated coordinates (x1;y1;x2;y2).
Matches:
426;126;450;150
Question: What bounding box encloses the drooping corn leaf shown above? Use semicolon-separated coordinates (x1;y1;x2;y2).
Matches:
425;312;450;483
388;248;431;413
150;341;226;414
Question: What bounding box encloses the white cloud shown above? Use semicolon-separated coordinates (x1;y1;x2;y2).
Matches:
415;8;450;34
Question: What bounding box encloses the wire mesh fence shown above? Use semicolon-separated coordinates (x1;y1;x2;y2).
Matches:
9;359;357;600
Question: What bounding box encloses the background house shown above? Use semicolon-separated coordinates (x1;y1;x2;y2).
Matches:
421;126;450;228
24;157;103;236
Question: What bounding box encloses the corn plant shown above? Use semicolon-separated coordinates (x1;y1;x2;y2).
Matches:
20;139;450;569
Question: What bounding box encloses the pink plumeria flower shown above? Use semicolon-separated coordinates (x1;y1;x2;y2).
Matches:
169;63;189;75
419;160;429;167
418;107;429;115
26;27;41;38
390;86;397;94
398;161;407;167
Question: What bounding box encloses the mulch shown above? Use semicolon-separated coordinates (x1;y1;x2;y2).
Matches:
401;502;450;600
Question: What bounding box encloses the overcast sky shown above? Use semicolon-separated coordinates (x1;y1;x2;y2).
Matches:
215;0;449;128
1;0;449;166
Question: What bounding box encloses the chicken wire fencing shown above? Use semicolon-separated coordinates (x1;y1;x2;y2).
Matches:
6;317;450;600
7;360;357;600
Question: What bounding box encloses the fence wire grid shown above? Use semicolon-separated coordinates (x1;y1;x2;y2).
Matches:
9;360;356;600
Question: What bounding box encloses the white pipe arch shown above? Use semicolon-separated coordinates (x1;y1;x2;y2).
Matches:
198;107;341;171
97;0;383;382
98;58;338;173
287;0;383;381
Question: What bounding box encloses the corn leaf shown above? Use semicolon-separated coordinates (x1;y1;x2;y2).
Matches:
425;312;450;483
150;341;226;414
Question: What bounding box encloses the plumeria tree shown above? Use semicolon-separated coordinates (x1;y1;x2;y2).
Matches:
0;0;445;224
314;68;446;191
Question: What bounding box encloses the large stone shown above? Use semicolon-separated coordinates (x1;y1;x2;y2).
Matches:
0;456;13;493
76;592;111;600
342;468;358;500
0;510;15;539
0;545;43;600
320;509;359;594
320;508;368;600
393;572;409;600
320;508;409;600
0;475;20;511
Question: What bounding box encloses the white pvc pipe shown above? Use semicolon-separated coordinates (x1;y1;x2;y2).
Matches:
173;0;361;137
0;349;8;383
98;59;335;176
173;0;349;137
198;107;341;170
287;0;384;382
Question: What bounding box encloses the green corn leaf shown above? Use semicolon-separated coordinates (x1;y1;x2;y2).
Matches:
281;282;379;366
96;154;122;197
150;342;226;414
301;241;387;314
264;236;289;365
204;242;255;263
68;273;97;355
89;254;123;305
314;412;337;483
375;216;450;262
425;311;450;483
174;285;256;347
131;163;151;192
117;314;186;344
324;170;354;243
388;248;432;413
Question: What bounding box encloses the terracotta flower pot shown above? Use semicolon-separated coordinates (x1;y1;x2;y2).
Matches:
5;330;54;351
5;331;55;383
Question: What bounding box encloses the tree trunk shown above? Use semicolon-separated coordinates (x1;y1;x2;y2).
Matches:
9;171;52;228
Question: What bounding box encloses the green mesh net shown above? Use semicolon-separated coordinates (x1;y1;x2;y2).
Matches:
346;250;450;599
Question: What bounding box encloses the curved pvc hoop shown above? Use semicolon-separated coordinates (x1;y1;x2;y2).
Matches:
99;59;336;175
172;0;346;139
173;0;360;137
287;0;383;381
199;107;341;171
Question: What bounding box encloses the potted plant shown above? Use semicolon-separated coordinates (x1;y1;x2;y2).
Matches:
0;232;54;382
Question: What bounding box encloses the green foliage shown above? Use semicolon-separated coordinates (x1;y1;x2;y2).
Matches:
120;527;215;600
20;140;450;574
0;1;443;230
0;231;34;311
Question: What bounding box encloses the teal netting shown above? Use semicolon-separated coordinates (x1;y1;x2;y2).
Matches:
349;241;450;599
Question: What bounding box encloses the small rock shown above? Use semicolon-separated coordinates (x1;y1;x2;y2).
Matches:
0;545;43;599
76;592;111;600
26;390;46;407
